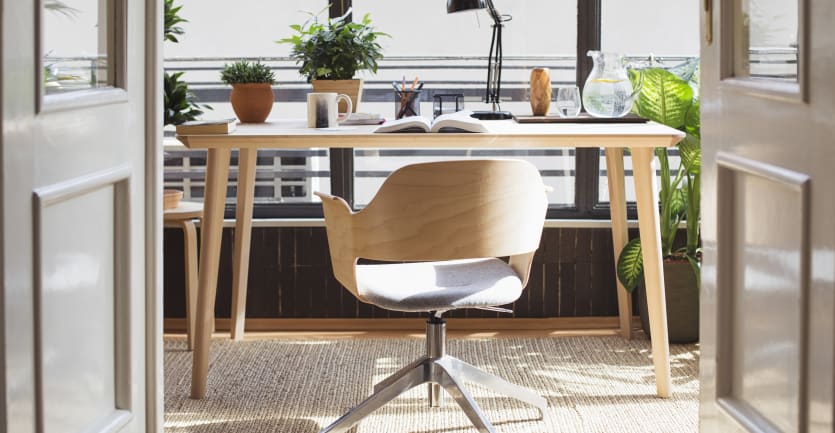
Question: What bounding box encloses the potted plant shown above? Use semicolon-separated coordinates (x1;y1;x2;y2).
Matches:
220;60;276;123
163;0;209;126
277;8;388;113
617;59;701;343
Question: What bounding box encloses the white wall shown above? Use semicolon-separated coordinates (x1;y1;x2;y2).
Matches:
601;0;700;57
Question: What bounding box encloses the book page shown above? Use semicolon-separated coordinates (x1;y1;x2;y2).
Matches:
429;111;488;133
374;116;431;133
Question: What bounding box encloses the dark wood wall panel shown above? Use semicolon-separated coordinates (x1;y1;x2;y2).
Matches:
163;226;641;320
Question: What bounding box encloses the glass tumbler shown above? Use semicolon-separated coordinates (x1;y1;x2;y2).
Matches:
555;86;582;118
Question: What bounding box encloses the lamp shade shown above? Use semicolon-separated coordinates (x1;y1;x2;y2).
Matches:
447;0;486;13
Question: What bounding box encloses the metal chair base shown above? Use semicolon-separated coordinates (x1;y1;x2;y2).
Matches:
318;318;547;433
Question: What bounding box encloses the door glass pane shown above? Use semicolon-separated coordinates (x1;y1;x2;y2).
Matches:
741;0;799;81
43;0;111;94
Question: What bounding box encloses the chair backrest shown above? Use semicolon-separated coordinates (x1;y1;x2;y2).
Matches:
316;159;548;300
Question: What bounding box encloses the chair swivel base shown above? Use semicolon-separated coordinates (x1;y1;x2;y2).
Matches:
318;318;547;433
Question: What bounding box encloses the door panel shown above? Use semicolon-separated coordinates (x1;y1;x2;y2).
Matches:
2;0;159;431
714;155;810;433
34;168;133;433
700;0;835;432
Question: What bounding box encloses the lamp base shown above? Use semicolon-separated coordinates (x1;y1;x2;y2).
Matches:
469;110;514;120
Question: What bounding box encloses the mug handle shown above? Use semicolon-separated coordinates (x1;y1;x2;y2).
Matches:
336;94;353;121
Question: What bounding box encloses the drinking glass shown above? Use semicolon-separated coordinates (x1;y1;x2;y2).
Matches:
555;86;582;118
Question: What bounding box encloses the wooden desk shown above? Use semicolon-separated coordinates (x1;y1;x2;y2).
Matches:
178;119;685;400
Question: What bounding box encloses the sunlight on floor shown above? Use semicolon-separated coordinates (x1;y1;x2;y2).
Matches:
164;335;699;432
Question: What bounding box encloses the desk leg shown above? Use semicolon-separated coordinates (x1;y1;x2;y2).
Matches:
631;147;672;398
605;148;633;339
191;147;231;399
231;148;257;341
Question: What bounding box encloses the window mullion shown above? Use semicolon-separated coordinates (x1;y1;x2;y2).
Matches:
328;1;355;208
575;0;602;217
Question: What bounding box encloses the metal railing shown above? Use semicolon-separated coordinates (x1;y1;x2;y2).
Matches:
162;51;794;209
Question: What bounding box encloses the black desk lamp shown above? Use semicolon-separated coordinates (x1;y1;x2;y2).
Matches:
447;0;513;120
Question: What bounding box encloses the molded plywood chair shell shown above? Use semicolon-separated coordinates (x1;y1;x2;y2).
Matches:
314;159;550;433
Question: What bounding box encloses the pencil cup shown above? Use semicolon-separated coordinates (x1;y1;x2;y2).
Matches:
394;89;422;119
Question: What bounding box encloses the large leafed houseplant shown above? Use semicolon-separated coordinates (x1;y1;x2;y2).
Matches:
617;59;701;343
277;8;388;113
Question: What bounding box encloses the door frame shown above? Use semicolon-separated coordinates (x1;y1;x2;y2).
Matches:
144;0;164;430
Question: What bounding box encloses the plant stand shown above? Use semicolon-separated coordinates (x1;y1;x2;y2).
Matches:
312;79;363;113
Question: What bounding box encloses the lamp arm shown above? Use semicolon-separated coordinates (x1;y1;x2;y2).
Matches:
484;0;503;110
484;0;502;23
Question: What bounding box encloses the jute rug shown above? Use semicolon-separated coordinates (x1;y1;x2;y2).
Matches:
165;335;699;432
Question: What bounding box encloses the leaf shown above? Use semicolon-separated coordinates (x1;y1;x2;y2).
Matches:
679;134;701;175
685;98;700;139
667;57;699;82
275;8;388;81
633;68;693;129
685;254;701;290
616;237;644;293
669;187;687;219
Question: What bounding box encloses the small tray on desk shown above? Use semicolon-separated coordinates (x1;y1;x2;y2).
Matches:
513;113;649;123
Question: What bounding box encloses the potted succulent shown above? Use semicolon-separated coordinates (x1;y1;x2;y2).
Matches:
277;8;388;113
220;60;276;123
617;59;701;343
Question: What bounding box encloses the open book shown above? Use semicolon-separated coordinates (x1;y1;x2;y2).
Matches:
374;111;488;133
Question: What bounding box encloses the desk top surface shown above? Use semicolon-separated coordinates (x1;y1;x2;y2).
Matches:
177;118;685;150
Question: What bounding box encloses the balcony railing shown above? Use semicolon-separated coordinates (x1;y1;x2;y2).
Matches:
162;52;791;211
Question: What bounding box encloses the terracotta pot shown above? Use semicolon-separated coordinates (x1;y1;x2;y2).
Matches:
312;79;363;113
638;259;699;343
529;68;551;116
230;83;274;123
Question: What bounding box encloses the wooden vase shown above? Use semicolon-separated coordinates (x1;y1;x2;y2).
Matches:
230;83;274;123
529;68;552;116
312;79;363;113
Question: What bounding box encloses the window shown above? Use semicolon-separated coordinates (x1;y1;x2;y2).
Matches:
43;0;113;95
351;0;578;208
163;0;700;219
597;0;699;208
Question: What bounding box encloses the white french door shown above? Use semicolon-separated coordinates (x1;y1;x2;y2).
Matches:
1;0;162;432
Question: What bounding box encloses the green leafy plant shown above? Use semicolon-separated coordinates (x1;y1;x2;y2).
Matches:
164;0;187;43
616;60;701;291
277;8;388;81
163;0;209;125
164;71;206;125
220;60;276;84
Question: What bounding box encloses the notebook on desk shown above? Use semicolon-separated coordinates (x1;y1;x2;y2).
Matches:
513;113;649;124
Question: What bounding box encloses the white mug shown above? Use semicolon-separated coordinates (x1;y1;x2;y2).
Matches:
307;92;352;128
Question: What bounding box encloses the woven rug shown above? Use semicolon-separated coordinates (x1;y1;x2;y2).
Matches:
165;335;699;433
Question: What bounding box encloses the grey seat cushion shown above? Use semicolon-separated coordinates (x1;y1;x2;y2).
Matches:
355;258;523;313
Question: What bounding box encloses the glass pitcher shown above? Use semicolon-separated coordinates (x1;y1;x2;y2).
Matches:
582;51;642;118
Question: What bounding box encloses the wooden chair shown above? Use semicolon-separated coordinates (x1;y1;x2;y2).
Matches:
315;159;549;433
164;201;204;351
